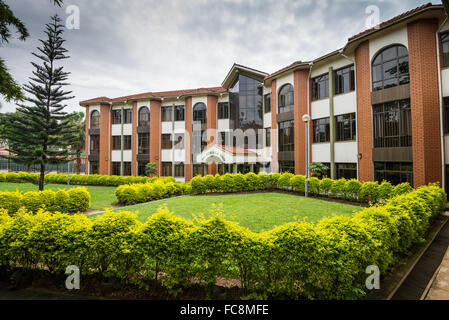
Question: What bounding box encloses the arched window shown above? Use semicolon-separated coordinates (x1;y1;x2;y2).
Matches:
138;106;150;127
90;110;100;129
278;84;294;113
372;45;409;91
193;103;207;124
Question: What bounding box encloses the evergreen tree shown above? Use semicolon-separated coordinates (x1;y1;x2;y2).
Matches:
0;0;64;103
3;15;76;190
67;111;85;174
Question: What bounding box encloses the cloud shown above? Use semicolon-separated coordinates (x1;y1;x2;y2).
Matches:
0;0;432;114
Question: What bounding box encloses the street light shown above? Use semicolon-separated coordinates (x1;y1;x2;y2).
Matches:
302;114;310;197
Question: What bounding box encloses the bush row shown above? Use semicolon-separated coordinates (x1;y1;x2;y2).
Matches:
115;180;191;205
0;172;175;186
189;172;414;203
0;187;91;215
0;185;445;299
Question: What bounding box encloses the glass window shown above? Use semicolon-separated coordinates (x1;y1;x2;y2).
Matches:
162;162;172;177
372;45;409;91
374;162;413;186
138;162;148;177
138;133;149;154
313;118;330;143
174;134;184;150
90;111;100;129
264;94;271;113
334;65;355;95
112;110;121;125
112;136;121;150
123;109;132;124
112;162;121;176
312;74;329;100
90;135;100;152
336;163;357;180
278;84;294;113
161;106;172;122
278;120;294;152
193;103;207;124
193;164;208;177
123;136;132;150
175;106;185;121
445;97;449;134
441;32;449;68
279;161;295;174
336;113;356;141
266;128;271;147
218;102;229;119
373;99;411;148
161;134;172;149
174;163;184;177
123;162;132;176
89;161;99;175
139;107;150;127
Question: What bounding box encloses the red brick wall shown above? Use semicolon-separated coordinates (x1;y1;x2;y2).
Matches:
150;100;161;177
271;80;278;173
99;104;110;175
207;95;218;175
185;97;193;181
408;18;442;187
355;40;373;182
294;69;309;175
85;106;89;175
132;102;138;176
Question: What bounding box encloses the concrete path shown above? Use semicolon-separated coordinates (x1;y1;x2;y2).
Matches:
424;248;449;299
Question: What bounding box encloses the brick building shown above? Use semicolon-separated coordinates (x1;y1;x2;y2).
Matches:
80;3;449;193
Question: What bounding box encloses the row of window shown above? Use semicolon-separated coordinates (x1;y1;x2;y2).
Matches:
161;134;185;150
312;113;357;143
312;65;355;101
161;106;185;122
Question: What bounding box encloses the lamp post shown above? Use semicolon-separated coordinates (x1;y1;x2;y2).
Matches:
302;114;310;197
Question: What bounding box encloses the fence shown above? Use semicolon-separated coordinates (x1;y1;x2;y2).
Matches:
0;159;85;174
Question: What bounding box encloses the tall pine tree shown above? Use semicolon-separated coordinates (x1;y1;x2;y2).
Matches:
3;15;76;190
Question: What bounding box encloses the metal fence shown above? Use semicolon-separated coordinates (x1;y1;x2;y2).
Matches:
0;159;85;174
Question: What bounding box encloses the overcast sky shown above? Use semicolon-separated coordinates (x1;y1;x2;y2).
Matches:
0;0;435;114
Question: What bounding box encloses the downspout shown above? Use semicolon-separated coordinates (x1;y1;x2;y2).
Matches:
329;67;336;179
120;105;125;176
437;16;448;191
340;51;359;180
307;62;313;177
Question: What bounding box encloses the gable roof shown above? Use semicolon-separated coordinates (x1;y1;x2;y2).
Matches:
221;63;269;88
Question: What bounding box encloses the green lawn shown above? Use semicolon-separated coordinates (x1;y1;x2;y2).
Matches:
0;183;117;211
90;193;362;232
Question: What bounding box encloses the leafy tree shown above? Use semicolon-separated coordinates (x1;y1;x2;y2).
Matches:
145;162;158;177
0;0;63;102
310;162;329;178
2;15;76;191
67;112;85;174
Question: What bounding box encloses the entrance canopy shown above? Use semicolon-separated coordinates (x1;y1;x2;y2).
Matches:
196;144;261;164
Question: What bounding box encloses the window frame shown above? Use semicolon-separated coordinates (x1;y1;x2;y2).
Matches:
372;44;409;91
138;107;150;127
90;110;100;129
335;113;357;142
161;134;173;150
312;73;329;101
264;93;271;114
112;110;121;125
218;102;230;120
334;65;355;95
161;106;173;122
312;117;331;143
278;84;294;114
278;120;294;152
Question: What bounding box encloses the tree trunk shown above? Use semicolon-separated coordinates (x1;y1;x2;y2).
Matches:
39;164;45;191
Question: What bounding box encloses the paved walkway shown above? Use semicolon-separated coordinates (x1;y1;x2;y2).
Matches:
425;248;449;299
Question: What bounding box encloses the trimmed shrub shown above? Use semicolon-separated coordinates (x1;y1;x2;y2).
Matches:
359;181;379;203
320;178;334;196
345;179;362;201
0;187;90;215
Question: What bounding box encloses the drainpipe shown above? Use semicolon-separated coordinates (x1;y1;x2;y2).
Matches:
328;67;336;179
120;106;124;176
306;62;313;178
437;17;448;191
340;51;359;180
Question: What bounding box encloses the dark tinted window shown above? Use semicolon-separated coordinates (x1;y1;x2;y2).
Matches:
374;162;413;186
334;65;355;95
139;107;150;127
278;84;294;113
372;45;409;91
264;94;271;113
218;102;229;119
313;118;330;143
90;110;100;129
278;120;294;152
162;106;172;122
336;113;356;141
193;103;207;124
312;74;329;100
175;106;185;121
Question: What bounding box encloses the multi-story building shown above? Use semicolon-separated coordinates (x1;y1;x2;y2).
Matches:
80;3;449;193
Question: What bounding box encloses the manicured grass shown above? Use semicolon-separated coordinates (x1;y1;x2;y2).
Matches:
0;183;117;211
90;192;362;232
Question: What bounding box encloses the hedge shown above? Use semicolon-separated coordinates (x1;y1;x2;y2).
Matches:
0;172;175;186
0;184;445;299
187;173;414;203
0;187;91;215
115;180;191;205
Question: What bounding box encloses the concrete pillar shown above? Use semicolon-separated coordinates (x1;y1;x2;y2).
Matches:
329;67;336;179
